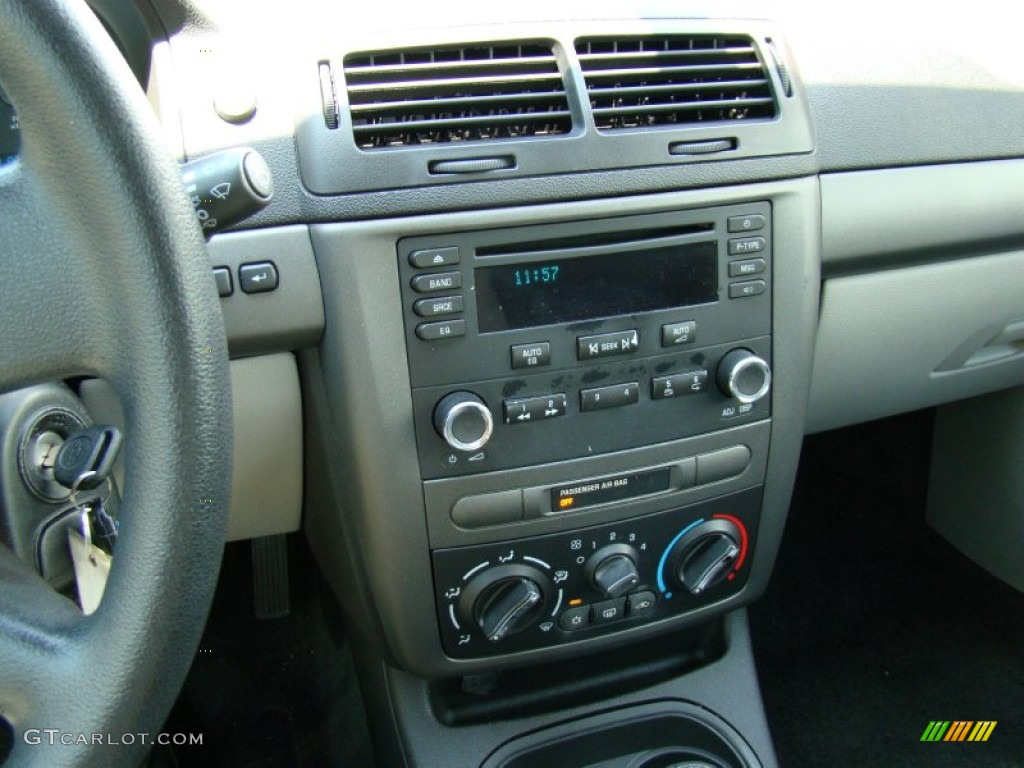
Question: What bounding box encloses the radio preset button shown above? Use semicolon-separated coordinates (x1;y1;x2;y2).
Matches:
727;214;766;233
503;393;567;424
411;271;462;293
580;382;640;412
652;370;708;399
409;246;460;269
577;330;639;361
727;236;767;256
511;342;551;369
414;295;464;317
728;258;767;278
728;280;767;299
416;319;466;340
661;321;696;348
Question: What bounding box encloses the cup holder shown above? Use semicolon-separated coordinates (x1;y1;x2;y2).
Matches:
481;701;759;768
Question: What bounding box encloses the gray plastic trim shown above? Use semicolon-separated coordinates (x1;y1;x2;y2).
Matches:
295;21;813;195
808;248;1024;434
358;609;777;768
206;225;325;357
821;160;1024;275
303;176;819;677
226;354;303;541
928;387;1024;593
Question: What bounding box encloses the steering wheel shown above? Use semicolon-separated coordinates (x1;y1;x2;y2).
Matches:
0;1;231;765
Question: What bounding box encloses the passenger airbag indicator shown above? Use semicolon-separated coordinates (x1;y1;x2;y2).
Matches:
550;469;670;512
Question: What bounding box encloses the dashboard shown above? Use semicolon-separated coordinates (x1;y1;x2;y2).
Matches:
4;1;1024;766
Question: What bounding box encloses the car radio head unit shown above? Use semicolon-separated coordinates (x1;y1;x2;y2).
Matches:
398;202;772;480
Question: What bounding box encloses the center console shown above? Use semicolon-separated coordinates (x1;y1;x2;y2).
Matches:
293;21;821;768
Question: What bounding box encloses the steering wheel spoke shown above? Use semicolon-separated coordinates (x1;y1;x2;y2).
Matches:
0;1;233;764
0;172;109;394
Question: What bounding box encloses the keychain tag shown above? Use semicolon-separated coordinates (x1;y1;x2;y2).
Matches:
68;525;111;615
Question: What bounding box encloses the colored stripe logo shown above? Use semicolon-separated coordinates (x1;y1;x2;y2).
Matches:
921;721;996;742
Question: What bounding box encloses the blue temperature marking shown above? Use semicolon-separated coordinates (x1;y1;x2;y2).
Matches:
656;518;705;599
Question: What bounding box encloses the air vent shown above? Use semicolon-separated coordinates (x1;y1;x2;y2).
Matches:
344;43;572;149
575;35;777;131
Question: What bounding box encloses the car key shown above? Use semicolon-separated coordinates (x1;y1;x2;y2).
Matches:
66;473;115;615
52;425;122;490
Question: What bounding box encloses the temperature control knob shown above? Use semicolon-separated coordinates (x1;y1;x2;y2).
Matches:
716;349;771;404
433;391;494;452
586;544;641;599
460;564;548;642
671;519;741;595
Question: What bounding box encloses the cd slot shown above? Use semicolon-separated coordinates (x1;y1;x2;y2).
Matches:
476;222;714;259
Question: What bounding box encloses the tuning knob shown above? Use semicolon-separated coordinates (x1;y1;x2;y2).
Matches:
460;565;547;642
670;519;741;595
585;544;641;599
716;349;771;404
433;391;494;452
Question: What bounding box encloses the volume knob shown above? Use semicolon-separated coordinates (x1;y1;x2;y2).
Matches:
433;392;494;452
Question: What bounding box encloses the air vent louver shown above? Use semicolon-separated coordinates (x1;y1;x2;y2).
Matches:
575;35;777;131
344;43;572;149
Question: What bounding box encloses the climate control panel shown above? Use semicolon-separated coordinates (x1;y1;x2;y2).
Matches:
432;487;760;659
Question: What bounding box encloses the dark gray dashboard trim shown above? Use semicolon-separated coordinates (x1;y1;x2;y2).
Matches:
302;177;819;677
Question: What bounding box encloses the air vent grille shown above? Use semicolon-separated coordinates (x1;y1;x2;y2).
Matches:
575;35;777;131
344;43;572;149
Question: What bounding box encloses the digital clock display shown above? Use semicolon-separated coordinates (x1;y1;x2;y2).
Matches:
474;241;718;333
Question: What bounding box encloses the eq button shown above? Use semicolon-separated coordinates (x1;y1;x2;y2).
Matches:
416;319;466;340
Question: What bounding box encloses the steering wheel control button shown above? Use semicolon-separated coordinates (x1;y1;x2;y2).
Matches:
592;597;627;625
627;591;657;619
727;214;766;233
580;382;640;412
728;258;767;278
212;267;233;297
511;342;551;369
728;279;767;299
652;371;708;400
577;329;639;361
451;490;524;528
727;236;767;256
409;246;460;269
416;319;466;341
434;392;493;451
696;446;753;485
411;271;461;293
661;320;696;347
239;261;279;294
414;295;464;317
559;605;591;631
717;349;771;404
503;393;567;424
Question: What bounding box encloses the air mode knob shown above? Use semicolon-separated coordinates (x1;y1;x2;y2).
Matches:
716;349;772;404
460;564;549;642
433;391;494;452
